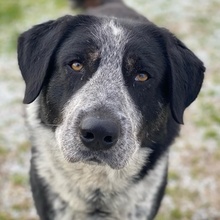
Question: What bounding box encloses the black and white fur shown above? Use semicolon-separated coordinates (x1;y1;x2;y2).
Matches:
17;0;205;219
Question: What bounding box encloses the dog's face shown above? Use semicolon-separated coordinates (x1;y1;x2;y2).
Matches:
18;15;204;169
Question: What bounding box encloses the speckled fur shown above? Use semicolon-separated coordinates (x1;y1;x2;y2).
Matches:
25;20;168;219
18;0;205;219
56;19;142;169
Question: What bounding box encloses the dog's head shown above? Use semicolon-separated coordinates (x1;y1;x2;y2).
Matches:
18;15;205;169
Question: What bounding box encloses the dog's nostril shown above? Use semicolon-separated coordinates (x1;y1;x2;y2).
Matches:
82;131;94;140
104;136;113;143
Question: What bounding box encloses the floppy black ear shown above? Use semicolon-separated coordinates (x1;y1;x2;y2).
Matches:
166;33;205;124
18;15;81;104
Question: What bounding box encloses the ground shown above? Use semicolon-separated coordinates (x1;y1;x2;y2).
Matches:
0;0;219;219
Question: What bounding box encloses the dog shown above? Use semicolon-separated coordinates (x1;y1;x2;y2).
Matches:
17;0;205;219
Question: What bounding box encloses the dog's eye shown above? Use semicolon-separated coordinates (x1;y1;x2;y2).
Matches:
71;62;83;72
135;73;149;82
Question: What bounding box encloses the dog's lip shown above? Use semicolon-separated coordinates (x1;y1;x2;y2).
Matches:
63;149;127;169
88;157;102;163
65;151;104;164
82;157;105;166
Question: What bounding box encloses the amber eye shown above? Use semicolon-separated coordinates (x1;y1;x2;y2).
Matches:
135;73;149;82
71;62;83;72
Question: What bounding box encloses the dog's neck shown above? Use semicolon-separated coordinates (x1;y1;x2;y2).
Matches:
32;143;168;220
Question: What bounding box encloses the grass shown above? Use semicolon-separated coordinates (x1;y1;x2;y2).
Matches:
0;2;23;24
12;199;31;211
168;171;180;181
156;207;193;220
11;173;28;186
156;186;199;219
0;0;71;54
17;141;30;153
195;101;220;143
0;146;9;156
0;213;14;220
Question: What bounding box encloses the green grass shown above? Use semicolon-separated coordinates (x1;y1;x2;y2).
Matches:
0;146;9;156
17;141;30;153
204;129;219;140
168;171;180;181
12;200;31;211
0;0;71;54
156;207;193;220
0;2;23;24
11;173;28;186
193;90;220;144
0;212;14;220
156;186;197;220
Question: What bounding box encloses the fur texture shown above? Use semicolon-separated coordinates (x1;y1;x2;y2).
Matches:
17;0;205;219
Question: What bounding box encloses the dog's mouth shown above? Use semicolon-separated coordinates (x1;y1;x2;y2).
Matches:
89;157;102;163
62;148;129;170
83;157;105;166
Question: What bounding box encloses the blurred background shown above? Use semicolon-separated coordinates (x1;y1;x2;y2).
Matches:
0;0;219;219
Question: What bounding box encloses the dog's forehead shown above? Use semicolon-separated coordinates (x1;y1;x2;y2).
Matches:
58;18;127;64
92;19;128;68
95;19;126;47
101;19;124;37
90;19;164;64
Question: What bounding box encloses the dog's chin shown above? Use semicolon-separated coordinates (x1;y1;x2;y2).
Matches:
82;157;106;166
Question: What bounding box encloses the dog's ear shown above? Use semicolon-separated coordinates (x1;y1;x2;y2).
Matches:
17;16;71;104
165;32;205;124
18;15;94;104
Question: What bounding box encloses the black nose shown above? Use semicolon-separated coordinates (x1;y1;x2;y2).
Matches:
80;117;120;151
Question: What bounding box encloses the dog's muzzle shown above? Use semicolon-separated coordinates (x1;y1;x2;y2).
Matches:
55;105;139;169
